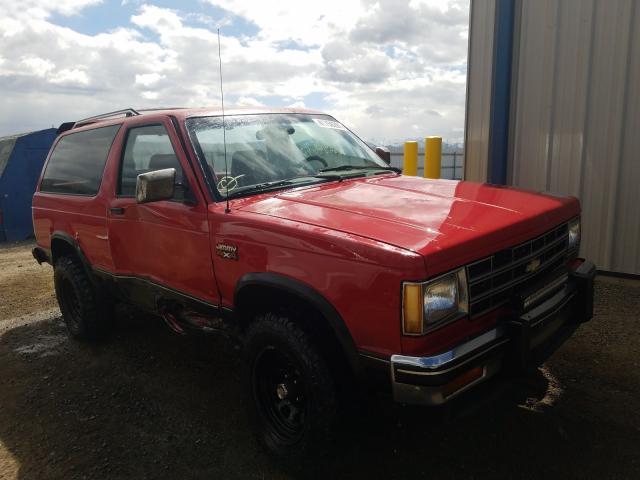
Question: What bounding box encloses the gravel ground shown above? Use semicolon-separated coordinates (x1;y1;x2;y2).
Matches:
1;242;639;479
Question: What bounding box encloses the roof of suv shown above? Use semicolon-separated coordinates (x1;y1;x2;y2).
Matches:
66;106;325;132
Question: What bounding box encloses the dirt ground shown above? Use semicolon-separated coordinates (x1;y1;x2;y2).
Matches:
0;242;56;320
1;242;639;479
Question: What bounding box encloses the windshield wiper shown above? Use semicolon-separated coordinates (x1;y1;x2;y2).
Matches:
225;174;343;199
319;164;401;174
226;179;296;198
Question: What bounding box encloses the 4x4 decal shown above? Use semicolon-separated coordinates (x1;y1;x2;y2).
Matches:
216;242;238;260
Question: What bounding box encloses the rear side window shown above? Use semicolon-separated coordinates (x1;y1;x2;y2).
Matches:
119;125;186;200
40;125;120;195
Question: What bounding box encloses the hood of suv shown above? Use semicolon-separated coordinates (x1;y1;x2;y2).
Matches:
238;175;580;274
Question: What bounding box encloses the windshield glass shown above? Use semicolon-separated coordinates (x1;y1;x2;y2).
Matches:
185;113;389;198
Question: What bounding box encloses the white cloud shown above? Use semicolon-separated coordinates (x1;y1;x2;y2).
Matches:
131;4;183;33
135;72;164;87
50;68;90;85
236;96;264;106
0;0;469;144
205;0;364;45
20;57;56;77
141;90;159;99
3;0;104;21
321;42;392;84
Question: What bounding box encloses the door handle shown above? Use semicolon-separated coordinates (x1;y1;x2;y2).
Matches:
110;207;126;215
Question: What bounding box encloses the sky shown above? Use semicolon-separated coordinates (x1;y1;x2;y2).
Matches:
0;0;470;144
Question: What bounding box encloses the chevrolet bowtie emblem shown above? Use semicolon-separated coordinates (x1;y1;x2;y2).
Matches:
525;257;541;273
216;242;238;260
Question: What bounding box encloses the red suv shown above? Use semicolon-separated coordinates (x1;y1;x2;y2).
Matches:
32;107;595;457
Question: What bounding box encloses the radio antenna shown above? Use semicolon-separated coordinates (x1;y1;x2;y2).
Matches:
217;28;230;214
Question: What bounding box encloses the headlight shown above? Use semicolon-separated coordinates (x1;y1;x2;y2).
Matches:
568;217;581;251
402;268;469;335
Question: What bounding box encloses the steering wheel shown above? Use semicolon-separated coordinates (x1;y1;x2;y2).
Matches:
306;155;328;169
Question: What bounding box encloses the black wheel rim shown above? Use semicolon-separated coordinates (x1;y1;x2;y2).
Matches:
253;346;307;445
60;277;81;330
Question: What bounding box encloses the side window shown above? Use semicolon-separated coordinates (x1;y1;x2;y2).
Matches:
119;125;188;200
40;125;120;195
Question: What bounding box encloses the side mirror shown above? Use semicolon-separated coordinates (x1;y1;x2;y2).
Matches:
375;146;391;165
136;168;176;204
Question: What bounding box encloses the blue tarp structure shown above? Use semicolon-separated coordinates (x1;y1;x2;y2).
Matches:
0;128;57;242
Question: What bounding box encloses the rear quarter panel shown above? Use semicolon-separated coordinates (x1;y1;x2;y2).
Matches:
32;124;127;269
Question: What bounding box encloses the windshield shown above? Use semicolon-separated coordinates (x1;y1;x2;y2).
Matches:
185;113;390;198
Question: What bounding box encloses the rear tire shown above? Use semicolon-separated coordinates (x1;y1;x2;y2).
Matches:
54;255;112;341
244;312;337;460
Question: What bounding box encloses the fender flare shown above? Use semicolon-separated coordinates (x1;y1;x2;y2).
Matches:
234;272;361;374
50;232;94;276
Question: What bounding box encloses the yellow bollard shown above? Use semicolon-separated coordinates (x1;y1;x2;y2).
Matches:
403;141;418;176
424;136;442;179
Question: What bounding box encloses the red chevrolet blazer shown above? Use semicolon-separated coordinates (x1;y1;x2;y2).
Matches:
32;107;595;457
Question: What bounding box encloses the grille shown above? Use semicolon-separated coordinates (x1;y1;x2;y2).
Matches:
466;223;569;317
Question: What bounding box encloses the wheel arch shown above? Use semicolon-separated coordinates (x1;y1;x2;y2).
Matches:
234;272;361;376
50;232;93;275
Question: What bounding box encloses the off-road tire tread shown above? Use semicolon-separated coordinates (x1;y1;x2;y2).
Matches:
244;312;337;460
54;255;112;341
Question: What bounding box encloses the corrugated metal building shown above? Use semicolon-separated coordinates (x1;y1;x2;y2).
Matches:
465;0;640;275
0;129;57;242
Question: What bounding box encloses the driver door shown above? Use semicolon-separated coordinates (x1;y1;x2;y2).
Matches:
107;119;218;305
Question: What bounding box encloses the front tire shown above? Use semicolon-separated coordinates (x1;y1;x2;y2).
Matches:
244;312;337;459
54;256;112;341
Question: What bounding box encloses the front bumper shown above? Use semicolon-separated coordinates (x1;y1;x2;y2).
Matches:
390;259;596;406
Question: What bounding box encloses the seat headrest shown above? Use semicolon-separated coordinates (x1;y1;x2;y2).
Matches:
148;154;178;171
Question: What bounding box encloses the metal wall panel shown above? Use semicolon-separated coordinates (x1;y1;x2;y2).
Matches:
612;1;640;273
509;0;561;190
464;0;496;182
508;0;640;274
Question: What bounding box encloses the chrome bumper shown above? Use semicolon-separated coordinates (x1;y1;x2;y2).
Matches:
390;260;596;406
391;327;508;405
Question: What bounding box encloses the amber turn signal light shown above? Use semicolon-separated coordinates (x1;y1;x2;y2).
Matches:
402;283;423;334
443;366;484;398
